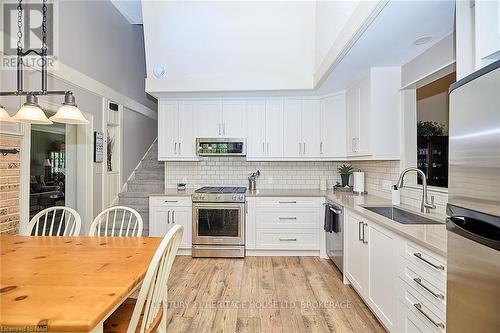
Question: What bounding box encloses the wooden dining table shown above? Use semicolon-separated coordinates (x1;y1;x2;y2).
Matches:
0;236;163;332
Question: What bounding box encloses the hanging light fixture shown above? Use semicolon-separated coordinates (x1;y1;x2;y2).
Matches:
0;0;88;125
0;105;14;122
49;92;89;124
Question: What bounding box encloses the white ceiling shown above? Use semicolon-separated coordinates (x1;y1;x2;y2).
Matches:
317;0;456;94
110;0;143;24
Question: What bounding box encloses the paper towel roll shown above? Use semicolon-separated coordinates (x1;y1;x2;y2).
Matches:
353;171;365;193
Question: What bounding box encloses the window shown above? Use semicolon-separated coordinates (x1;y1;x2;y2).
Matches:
416;72;455;188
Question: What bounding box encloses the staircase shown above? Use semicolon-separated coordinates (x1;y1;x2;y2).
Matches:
118;140;164;235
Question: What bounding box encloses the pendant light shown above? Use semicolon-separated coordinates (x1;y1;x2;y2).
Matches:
12;94;52;125
49;92;89;124
0;0;88;126
0;105;14;122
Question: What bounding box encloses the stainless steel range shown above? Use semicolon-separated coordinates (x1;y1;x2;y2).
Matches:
191;187;246;258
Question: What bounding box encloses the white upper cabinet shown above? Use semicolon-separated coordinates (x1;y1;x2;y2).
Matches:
346;67;401;159
475;0;500;68
283;100;302;158
158;100;197;160
196;100;247;138
196;101;222;137
301;100;321;157
222;101;247;138
247;101;266;159
265;100;284;158
320;93;346;158
247;100;283;160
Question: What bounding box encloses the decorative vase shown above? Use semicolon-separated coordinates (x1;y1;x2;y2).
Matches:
341;174;350;187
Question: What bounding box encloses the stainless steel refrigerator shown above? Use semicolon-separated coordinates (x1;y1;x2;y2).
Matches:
447;59;500;332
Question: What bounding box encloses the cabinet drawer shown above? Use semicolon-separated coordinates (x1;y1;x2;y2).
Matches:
255;209;319;229
149;196;191;207
399;300;444;333
399;279;446;329
255;229;319;250
255;197;321;208
399;258;446;313
400;240;446;283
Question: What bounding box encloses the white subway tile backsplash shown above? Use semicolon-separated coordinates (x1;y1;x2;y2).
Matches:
165;158;448;213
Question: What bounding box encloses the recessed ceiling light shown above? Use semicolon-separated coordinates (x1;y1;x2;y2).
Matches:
414;36;433;45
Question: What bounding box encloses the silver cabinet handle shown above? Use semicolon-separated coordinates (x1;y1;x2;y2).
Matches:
279;201;296;204
262;142;265;153
413;252;445;271
298;142;301;155
167;210;170;224
303;142;306;155
174;142;177;155
279;238;297;241
164;200;178;203
413;277;445;300
329;207;342;215
267;142;270;153
172;210;175;223
218;123;221;136
413;303;445;329
362;222;368;243
320;142;323;154
279;217;297;220
178;142;181;155
358;221;363;241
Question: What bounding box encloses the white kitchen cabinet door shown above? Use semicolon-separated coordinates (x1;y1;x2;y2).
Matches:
344;212;368;296
367;223;398;331
177;101;197;158
246;101;266;158
283;100;302;158
476;0;500;67
223;101;247;137
170;207;192;249
149;207;171;237
346;86;360;155
158;101;178;160
196;101;222;137
358;76;371;155
301;100;321;157
320;93;346;158
265;100;283;158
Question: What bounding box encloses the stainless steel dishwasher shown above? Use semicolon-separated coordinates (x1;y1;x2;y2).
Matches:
325;201;344;273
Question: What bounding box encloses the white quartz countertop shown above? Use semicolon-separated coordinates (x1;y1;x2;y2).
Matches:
150;188;447;256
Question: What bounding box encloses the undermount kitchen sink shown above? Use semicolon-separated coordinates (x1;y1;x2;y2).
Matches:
362;206;443;225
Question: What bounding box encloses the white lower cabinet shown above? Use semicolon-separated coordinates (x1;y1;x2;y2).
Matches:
149;196;192;250
344;210;444;332
247;197;321;252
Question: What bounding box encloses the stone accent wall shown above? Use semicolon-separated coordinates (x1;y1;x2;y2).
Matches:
0;137;21;235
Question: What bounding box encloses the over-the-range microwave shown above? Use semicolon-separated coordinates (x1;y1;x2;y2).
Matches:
196;138;246;156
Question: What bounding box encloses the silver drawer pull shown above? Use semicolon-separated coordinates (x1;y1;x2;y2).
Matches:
413;277;445;300
413;303;445;329
413;252;445;271
164;200;178;203
279;238;297;241
279;217;297;220
279;201;297;204
329;207;342;215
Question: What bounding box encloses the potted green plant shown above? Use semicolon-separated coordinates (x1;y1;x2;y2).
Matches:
337;164;353;187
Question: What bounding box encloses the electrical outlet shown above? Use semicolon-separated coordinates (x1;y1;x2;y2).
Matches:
382;180;393;190
267;176;273;184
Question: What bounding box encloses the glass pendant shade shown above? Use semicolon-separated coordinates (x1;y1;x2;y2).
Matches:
49;93;89;124
12;95;53;125
0;105;14;122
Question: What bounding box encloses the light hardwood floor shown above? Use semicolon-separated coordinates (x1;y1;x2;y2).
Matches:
165;256;385;333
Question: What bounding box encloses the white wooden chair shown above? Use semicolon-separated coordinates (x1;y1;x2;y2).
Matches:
89;206;143;237
26;206;81;236
103;225;183;333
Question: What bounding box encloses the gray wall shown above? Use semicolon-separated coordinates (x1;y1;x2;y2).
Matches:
58;1;155;110
122;106;157;185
